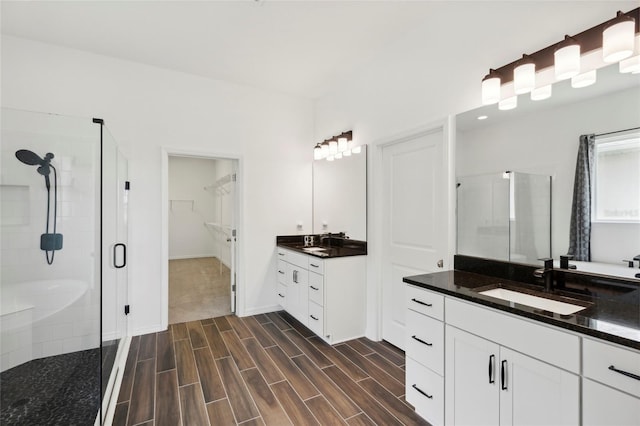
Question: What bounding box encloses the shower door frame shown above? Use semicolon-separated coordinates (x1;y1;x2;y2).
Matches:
160;148;243;330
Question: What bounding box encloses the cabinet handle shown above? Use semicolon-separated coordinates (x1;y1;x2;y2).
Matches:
310;286;319;291
411;298;432;307
278;253;285;256
609;365;640;381
412;384;433;399
489;354;495;384
310;263;319;268
501;360;508;390
310;315;319;321
278;270;285;274
411;335;433;347
293;270;298;283
278;293;285;298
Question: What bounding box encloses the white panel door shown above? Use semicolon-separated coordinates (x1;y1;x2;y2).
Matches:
382;129;446;348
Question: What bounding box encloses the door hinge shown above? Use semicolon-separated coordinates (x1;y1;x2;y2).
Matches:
232;229;237;237
232;284;236;292
124;305;130;315
125;181;130;190
232;173;237;182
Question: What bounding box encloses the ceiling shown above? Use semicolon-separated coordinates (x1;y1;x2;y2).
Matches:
1;0;440;98
2;1;639;100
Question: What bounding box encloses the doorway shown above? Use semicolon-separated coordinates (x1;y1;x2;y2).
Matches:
167;155;237;325
380;125;449;349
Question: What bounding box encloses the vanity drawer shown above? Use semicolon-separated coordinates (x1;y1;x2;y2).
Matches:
277;260;287;284
583;338;640;398
276;283;287;308
308;301;324;337
407;285;444;321
309;272;324;306
277;248;308;269
406;357;444;426
307;258;324;274
406;309;444;375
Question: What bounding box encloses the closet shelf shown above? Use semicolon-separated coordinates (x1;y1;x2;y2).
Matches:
204;173;234;193
204;222;232;233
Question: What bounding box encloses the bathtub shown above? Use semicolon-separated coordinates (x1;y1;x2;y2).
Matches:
0;279;88;329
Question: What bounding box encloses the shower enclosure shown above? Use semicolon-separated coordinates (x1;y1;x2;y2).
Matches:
0;108;129;425
457;171;552;264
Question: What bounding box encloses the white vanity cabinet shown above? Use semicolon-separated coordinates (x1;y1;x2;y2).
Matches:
582;338;640;426
276;247;366;344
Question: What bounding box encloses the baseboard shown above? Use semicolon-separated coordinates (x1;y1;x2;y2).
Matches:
239;304;282;317
131;323;166;336
168;253;216;260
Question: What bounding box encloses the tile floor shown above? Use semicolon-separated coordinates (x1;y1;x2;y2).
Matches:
113;311;429;425
169;257;232;324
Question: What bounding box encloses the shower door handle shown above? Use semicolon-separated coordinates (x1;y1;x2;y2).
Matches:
114;243;127;269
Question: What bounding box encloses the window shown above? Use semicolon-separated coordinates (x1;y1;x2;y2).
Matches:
593;132;640;222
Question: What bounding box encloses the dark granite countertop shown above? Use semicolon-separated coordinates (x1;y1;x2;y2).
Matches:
403;262;640;351
276;235;367;259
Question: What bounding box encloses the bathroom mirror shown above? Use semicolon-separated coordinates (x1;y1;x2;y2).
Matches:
313;145;367;241
456;63;640;279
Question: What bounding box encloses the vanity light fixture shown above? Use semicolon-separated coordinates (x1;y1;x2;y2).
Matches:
603;11;636;63
620;55;640;73
554;35;580;80
571;70;597;88
314;131;353;161
498;95;517;110
481;69;501;105
481;7;638;110
513;55;536;94
531;84;552;101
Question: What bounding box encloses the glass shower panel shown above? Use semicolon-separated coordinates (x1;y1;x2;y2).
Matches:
457;173;510;261
1;108;101;424
510;172;552;264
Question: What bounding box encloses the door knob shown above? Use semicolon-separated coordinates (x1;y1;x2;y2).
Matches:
437;259;444;268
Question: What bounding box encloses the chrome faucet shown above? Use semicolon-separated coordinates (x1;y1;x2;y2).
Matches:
533;258;554;292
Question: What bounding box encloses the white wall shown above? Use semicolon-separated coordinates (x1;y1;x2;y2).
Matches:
1;36;314;335
168;156;217;260
457;88;640;264
312;1;638;339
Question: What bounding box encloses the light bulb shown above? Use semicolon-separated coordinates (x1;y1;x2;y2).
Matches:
481;72;501;105
329;140;338;155
571;70;596;88
620;55;640;73
321;142;329;157
554;40;580;80
602;14;635;63
531;85;552;101
514;58;535;94
338;137;348;152
498;96;517;110
313;144;323;160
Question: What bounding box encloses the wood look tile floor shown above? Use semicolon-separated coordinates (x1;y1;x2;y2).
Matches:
114;311;429;426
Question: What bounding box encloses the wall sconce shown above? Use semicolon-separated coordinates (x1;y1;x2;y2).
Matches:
481;7;639;110
314;131;356;161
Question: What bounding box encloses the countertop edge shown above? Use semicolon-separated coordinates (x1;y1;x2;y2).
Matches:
276;244;367;259
403;276;640;351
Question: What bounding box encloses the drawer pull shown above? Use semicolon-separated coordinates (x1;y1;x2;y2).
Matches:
310;286;319;291
411;335;433;347
608;365;640;381
310;263;320;268
310;315;319;321
278;253;285;256
293;270;299;283
501;360;508;390
411;298;432;307
412;384;433;399
278;293;285;298
278;270;285;274
489;354;495;384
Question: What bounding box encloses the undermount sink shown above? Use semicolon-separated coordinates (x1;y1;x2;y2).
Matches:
477;287;589;315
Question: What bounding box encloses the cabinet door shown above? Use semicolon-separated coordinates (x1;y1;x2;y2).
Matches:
445;326;500;426
286;263;308;326
583;378;640;426
499;347;579;426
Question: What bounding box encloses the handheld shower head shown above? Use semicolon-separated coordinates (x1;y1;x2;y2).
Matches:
15;149;44;166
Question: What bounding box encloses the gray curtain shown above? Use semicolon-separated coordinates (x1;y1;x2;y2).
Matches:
568;134;595;261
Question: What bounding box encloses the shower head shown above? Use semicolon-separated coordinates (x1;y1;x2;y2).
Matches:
15;149;44;166
16;150;54;177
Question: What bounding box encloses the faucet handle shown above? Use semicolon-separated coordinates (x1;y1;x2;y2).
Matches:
538;257;553;269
